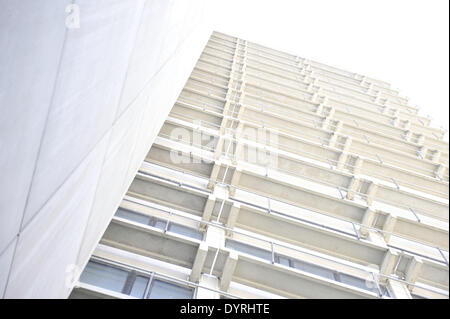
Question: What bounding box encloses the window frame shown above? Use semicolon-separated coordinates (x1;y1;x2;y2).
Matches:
114;207;204;240
80;259;196;299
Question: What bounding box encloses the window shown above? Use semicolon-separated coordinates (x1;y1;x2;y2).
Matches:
115;208;203;240
275;254;334;280
224;241;391;297
80;261;129;294
275;254;390;297
336;273;372;291
147;279;194;299
168;223;203;240
129;276;150;298
79;261;194;299
292;259;335;280
334;273;390;296
115;207;152;225
115;208;166;229
225;240;272;261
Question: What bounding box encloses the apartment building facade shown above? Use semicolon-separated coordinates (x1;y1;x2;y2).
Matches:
70;31;449;299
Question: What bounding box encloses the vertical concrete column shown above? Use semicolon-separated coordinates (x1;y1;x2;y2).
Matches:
299;59;321;100
190;242;209;282
387;279;412;299
217;38;247;175
365;181;379;206
346;177;360;200
391;108;400;118
360;210;395;246
230;40;248;163
434;164;446;180
404;256;423;290
205;222;226;247
229;167;242;196
315;96;329;115
233;123;245;165
353;156;364;175
381;214;397;242
201;195;217;227
430;150;441;164
196;274;221;299
336;136;352;169
418;145;428;159
402;120;411;131
416;134;426;146
220;251;238;291
359;208;376;238
380;249;398;281
391;117;400;127
374;90;382;104
321;108;337;132
402;130;412;141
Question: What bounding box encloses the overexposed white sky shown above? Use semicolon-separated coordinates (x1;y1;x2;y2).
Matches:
206;0;449;135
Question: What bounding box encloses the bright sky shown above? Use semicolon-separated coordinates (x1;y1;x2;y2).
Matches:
206;0;449;137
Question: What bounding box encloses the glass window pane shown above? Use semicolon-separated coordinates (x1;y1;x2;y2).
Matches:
147;279;193;299
293;260;335;280
275;254;291;267
168;223;203;240
80;261;128;294
115;208;150;225
225;240;272;261
339;273;372;291
130;276;149;298
149;217;167;230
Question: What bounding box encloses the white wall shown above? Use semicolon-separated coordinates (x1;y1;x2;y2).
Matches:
0;0;211;298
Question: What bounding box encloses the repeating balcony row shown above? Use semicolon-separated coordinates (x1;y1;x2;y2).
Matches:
195;48;434;137
159;103;450;207
148;128;449;255
145;117;450;259
102;175;448;298
211;30;434;127
172;89;449;196
136;163;447;293
203;42;412;120
113;204;388;298
204;40;412;119
71;258;198;299
193;51;447;155
211;32;394;93
189;63;445;156
209;33;421;119
184;70;449;164
198;43;445;142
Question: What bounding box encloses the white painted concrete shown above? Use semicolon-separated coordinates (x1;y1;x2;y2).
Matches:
0;0;211;298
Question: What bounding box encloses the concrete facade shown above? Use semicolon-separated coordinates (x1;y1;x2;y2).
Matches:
0;0;211;298
71;32;449;299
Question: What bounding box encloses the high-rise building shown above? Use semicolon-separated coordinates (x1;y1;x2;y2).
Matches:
70;31;449;299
